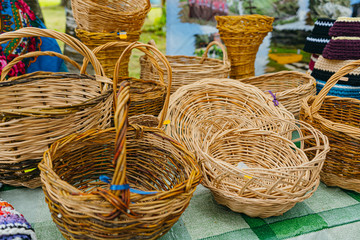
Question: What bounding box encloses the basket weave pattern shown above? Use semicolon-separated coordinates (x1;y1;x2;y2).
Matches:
216;15;274;79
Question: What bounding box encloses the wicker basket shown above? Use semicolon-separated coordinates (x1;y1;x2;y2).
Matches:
39;81;201;240
81;41;171;125
140;40;231;94
0;27;113;188
76;28;141;77
163;78;294;154
239;71;316;117
301;60;360;193
215;15;274;79
71;0;151;32
196;117;329;218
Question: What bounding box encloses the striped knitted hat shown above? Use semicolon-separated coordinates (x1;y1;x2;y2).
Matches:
311;55;360;86
303;18;335;54
316;79;360;100
322;36;360;60
328;17;360;37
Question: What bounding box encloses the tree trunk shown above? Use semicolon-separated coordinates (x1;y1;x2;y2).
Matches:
23;0;45;24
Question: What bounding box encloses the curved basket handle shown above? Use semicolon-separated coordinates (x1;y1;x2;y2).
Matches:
309;59;360;116
0;27;107;89
114;42;172;128
0;51;81;81
199;41;228;65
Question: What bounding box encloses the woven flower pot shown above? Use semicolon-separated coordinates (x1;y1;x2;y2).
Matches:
39;81;201;240
0;27;113;188
239;71;316;117
301;59;360;193
140;40;231;94
215;15;274;79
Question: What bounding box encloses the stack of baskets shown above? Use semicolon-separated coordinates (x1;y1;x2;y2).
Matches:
71;0;151;77
215;15;274;79
140;40;231;94
0;27;113;188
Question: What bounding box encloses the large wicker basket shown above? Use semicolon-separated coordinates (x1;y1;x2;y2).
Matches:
0;28;113;188
81;41;171;125
301;60;360;193
71;0;151;32
163;78;294;154
39;81;201;240
239;71;316;117
215;15;274;79
140;41;231;94
196;117;329;218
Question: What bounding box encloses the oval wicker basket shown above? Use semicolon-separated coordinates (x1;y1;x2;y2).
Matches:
0;27;113;188
301;59;360;193
71;0;151;32
163;78;294;155
140;41;231;94
239;71;316;117
196;118;329;218
215;15;274;79
39;81;201;240
81;41;171;126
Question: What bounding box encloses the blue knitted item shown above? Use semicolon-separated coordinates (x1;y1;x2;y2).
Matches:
316;79;360;100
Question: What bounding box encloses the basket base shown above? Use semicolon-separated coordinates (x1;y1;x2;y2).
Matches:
1;177;41;189
321;172;360;193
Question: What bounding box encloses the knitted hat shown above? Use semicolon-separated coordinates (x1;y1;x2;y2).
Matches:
328;17;360;37
0;200;37;240
316;79;360;100
322;36;360;60
303;18;335;54
311;55;360;86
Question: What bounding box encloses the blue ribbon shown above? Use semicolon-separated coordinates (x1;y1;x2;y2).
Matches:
99;175;158;195
268;91;279;106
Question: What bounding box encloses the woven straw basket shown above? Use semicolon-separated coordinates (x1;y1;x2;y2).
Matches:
196;118;329;218
39;80;201;240
140;41;231;94
215;15;274;79
163;78;294;154
81;41;171;125
239;71;316;117
301;60;360;193
71;0;151;32
0;28;113;188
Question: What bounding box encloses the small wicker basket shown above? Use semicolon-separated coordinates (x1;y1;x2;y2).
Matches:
81;41;171;125
0;27;113;188
140;40;231;94
301;59;360;193
239;71;316;117
215;15;274;79
196;118;329;218
71;0;151;32
39;80;201;240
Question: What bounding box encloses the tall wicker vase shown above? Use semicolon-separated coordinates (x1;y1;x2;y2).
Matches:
215;15;274;79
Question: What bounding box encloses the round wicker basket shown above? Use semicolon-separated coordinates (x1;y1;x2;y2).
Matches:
39;81;201;239
0;27;113;188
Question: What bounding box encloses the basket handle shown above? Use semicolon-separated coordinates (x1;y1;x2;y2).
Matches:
0;51;81;81
309;59;360;116
199;41;228;65
0;27;107;89
114;42;172;128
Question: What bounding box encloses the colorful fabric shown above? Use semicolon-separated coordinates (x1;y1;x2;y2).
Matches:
308;54;319;71
0;200;37;240
322;36;360;60
0;0;65;78
329;17;360;37
303;18;335;54
316;79;360;99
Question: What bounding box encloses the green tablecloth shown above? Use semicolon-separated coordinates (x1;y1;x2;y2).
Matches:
1;183;359;240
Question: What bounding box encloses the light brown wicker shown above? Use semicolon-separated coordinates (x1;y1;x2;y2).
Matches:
196;117;329;218
71;0;151;32
0;27;113;188
81;41;172;125
239;71;316;117
215;15;274;79
140;40;231;94
39;80;201;240
163;78;294;155
301;60;360;193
